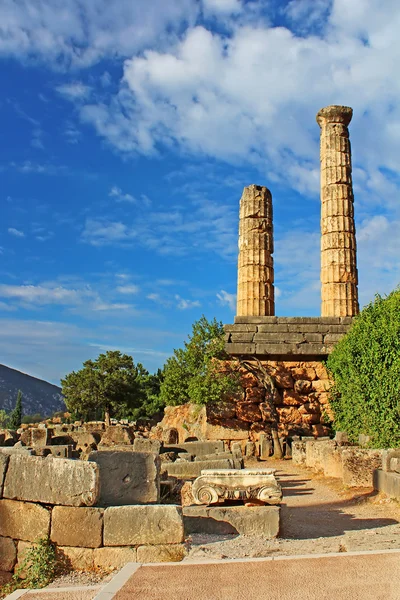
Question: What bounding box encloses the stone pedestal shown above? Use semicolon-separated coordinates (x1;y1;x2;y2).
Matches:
317;105;359;317
192;468;282;505
236;185;274;317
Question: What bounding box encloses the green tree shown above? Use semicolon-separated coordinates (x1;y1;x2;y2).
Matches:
160;316;240;406
9;390;22;430
61;351;146;425
327;289;400;447
0;409;8;428
128;366;165;421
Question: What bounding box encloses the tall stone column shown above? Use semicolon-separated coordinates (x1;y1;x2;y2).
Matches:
236;184;274;316
317;105;359;317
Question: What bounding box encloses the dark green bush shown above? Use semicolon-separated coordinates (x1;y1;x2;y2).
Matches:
327;289;400;447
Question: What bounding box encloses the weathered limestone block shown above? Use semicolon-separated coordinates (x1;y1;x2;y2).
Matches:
165;441;225;455
206;400;237;420
70;432;99;452
133;438;161;453
317;105;359;317
183;505;280;537
0;453;9;497
236;184;275;317
98;425;134;447
373;470;400;500
166;459;235;479
0;536;17;571
236;403;262;422
103;505;184;546
93;547;137;571
258;433;272;460
56;546;94;571
283;390;304;407
51;507;103;548
382;449;400;472
193;452;234;462
3;455;99;506
0;499;50;541
192;468;282;505
202;420;250;441
20;428;51;448
245;386;264;402
292;441;306;466
88;451;160;506
0;430;18;446
341;448;383;487
136;544;187;563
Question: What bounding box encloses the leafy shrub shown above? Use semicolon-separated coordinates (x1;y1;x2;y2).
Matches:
327;290;400;447
160;316;240;406
1;537;58;597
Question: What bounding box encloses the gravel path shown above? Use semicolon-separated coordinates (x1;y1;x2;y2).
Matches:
185;459;400;560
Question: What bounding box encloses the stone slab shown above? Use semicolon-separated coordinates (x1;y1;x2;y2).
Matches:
93;547;137;571
0;536;17;571
0;453;9;497
88;451;160;506
133;438;161;453
373;469;400;500
51;506;103;548
103;505;184;546
193;452;234;462
3;455;99;506
341;448;383;487
166;459;234;479
183;505;280;537
0;499;50;542
164;441;225;455
136;544;187;563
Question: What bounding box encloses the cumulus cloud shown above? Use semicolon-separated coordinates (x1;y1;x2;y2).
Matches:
109;186;136;203
0;0;199;68
8;228;25;238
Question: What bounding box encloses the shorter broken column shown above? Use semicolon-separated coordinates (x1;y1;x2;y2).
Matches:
236;184;275;316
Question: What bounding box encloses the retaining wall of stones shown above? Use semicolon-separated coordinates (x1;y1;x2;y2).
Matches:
292;439;385;488
0;451;186;574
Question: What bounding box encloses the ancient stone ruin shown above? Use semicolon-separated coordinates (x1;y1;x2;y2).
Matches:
224;105;359;438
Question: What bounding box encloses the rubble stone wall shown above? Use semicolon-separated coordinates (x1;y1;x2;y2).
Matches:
160;358;334;445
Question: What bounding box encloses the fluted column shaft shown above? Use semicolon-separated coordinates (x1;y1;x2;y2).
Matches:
317;105;359;317
236;184;274;316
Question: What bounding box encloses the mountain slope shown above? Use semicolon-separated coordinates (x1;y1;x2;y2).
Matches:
0;364;65;417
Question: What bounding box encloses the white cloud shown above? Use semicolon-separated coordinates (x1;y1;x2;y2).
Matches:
175;295;201;310
56;82;91;99
82;219;133;246
0;0;199;69
8;228;25;238
217;289;236;311
109;186;136;203
91;302;131;311
0;284;87;305
116;285;139;295
202;0;242;15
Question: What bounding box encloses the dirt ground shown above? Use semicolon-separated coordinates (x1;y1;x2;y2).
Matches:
185;459;400;560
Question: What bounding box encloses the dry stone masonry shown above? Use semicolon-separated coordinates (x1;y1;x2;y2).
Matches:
237;185;275;317
317;105;359;317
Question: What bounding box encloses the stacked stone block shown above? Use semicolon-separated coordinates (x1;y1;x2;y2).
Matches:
237;184;275;317
0;453;186;573
316;105;359;317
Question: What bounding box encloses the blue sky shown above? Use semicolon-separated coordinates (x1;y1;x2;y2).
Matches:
1;0;400;384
